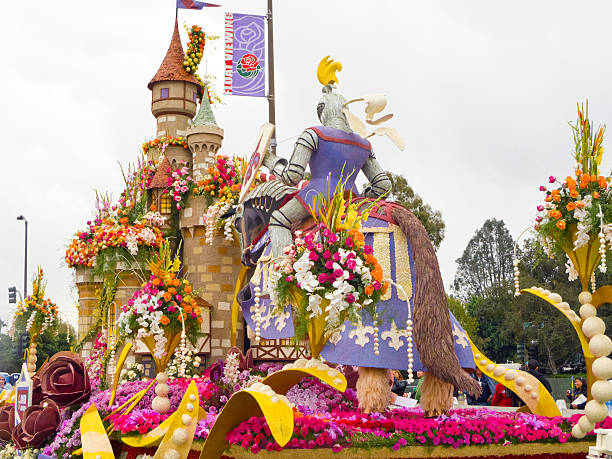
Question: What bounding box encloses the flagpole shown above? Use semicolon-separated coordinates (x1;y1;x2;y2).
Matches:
267;0;276;152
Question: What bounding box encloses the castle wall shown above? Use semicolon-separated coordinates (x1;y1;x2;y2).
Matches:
181;195;245;365
75;267;104;357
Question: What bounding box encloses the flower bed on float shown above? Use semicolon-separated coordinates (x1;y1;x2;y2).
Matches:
5;350;598;459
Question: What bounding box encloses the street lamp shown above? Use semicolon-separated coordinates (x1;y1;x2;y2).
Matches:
16;216;27;297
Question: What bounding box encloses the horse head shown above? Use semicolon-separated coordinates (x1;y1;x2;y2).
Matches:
227;180;299;266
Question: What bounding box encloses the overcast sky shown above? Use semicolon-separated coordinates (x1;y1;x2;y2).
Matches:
3;0;612;329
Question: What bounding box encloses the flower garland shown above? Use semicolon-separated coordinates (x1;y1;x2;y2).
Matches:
14;268;58;337
119;361;145;383
84;332;107;390
65;219;163;268
142;136;188;156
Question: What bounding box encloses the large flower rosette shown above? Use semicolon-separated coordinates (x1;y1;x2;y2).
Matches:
38;351;91;408
117;242;202;371
11;399;60;449
268;189;387;358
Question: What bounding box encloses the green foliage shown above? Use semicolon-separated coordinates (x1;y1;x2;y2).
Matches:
452;218;514;299
0;319;76;374
447;296;478;339
74;277;118;352
386;173;446;250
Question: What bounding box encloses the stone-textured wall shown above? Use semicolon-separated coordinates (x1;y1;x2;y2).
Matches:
181;196;245;364
75;267;104;358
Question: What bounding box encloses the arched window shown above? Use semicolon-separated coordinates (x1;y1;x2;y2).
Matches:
160;193;172;215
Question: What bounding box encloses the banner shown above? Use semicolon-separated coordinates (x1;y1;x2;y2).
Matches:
225;13;266;97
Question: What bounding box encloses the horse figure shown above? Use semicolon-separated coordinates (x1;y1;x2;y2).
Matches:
230;179;480;416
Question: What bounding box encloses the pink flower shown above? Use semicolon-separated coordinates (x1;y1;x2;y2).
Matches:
323;250;331;260
333;269;344;278
325;260;334;269
328;233;338;243
286;275;294;282
539;186;547;191
373;281;381;290
345;237;353;248
549;176;556;183
364;245;373;254
333;252;341;262
537;205;544;211
346;259;357;270
315;243;324;253
346;293;355;304
535;216;542;222
308;251;319;261
318;273;328;283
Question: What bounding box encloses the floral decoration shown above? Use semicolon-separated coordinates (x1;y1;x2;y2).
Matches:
142;136;188;156
534;102;612;278
84;332;107;391
14;268;58;338
117;241;202;360
163;160;194;211
119;361;145;383
268;181;386;344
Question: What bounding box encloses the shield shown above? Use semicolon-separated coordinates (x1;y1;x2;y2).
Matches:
239;123;275;203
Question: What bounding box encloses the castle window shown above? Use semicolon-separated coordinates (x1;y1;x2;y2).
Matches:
160;88;169;99
160;193;172;215
193;92;198;103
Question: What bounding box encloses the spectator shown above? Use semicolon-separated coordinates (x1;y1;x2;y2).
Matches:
0;376;11;391
566;377;587;409
491;383;514;407
467;368;492;405
413;371;425;401
391;370;408;397
526;359;552;394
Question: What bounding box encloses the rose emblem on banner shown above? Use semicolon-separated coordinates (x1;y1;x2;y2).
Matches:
237;53;261;78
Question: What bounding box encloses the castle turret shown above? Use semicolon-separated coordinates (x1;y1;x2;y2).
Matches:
148;18;200;169
186;89;224;180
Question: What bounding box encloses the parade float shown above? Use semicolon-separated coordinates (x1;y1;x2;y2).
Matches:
1;6;610;459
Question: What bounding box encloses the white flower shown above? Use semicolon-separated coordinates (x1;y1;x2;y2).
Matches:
565;256;578;282
307;294;323;318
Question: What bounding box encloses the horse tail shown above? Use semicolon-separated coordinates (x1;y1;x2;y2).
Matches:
390;206;481;397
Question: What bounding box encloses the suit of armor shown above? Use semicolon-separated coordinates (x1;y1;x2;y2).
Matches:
263;85;392;256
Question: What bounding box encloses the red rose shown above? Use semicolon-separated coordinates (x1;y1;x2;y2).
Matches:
0;405;14;442
240;53;259;72
38;351;90;408
12;399;60;449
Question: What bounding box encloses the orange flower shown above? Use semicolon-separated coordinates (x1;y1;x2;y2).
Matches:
580;181;588;189
163;292;172;302
575;168;582;176
184;304;193;314
570;190;579;198
583;173;591;182
566;202;575;211
120;217;129;225
590;174;597;182
593;192;600;199
381;282;389;295
169;287;177;295
169;273;176;279
545;196;552;202
553;195;561;202
551;189;561;196
372;267;383;282
598;177;607;188
160;315;170;325
365;284;374;296
556;220;566;230
575;201;585;208
184;285;192;294
152;278;161;286
174;279;181;287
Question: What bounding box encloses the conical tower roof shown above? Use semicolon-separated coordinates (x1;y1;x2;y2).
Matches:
148;156;172;189
148;19;200;90
192;88;218;127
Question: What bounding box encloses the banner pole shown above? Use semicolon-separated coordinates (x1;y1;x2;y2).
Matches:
267;0;276;152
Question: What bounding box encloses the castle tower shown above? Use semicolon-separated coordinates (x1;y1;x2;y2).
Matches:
186;90;224;181
148;18;199;170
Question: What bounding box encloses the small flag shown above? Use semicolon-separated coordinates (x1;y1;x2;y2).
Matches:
225;13;266;97
176;0;220;9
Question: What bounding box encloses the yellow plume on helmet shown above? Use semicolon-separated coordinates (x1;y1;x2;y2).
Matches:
317;56;342;86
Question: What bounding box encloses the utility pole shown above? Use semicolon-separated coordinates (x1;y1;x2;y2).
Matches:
267;0;276;152
17;216;28;297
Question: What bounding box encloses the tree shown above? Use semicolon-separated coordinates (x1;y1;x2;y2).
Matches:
452;218;514;299
386;173;446;250
447;296;478;339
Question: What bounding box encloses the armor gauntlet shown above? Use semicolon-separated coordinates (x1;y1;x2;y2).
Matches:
263;129;318;187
